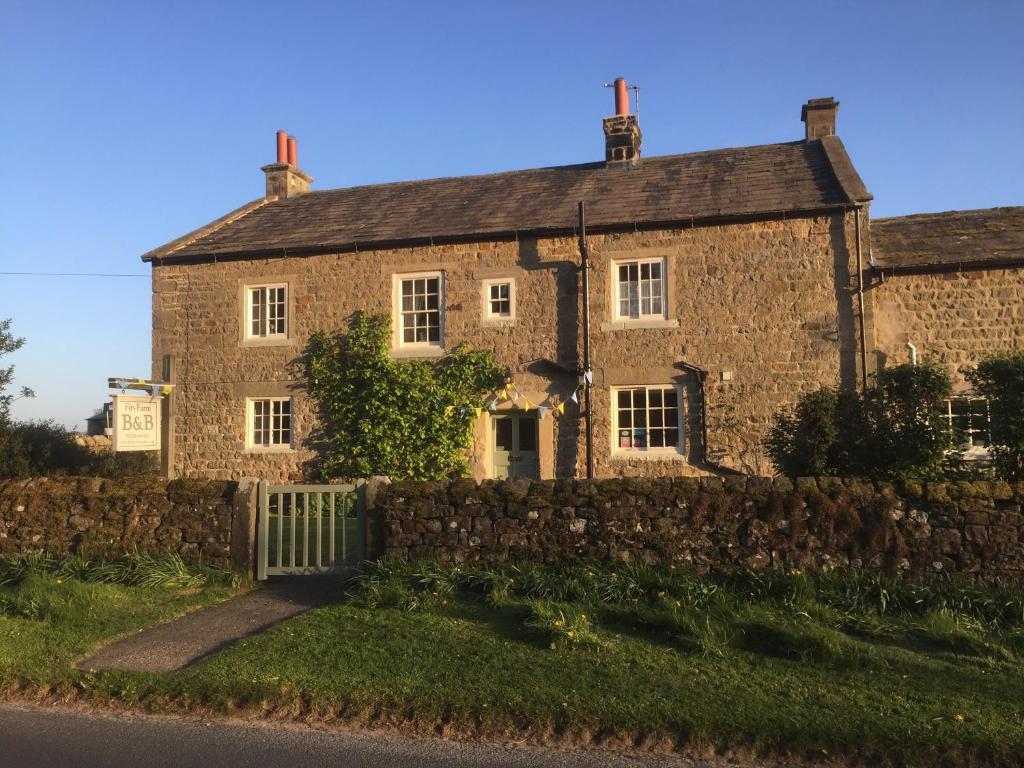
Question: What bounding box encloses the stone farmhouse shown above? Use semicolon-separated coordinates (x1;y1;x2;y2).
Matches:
142;85;1024;482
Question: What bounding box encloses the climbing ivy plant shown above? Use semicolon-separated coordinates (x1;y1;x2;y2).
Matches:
307;313;505;480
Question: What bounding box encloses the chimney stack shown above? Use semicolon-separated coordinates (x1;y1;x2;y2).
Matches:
603;77;642;165
262;131;312;199
801;97;839;141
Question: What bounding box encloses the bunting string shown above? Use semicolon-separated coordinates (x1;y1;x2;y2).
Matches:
441;372;593;421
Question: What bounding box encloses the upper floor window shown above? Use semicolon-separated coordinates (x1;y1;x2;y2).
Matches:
483;278;516;320
397;272;443;346
615;258;666;320
247;284;287;339
613;385;682;453
945;397;991;458
248;397;292;450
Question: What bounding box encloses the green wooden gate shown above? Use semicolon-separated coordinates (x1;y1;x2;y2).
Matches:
256;481;366;580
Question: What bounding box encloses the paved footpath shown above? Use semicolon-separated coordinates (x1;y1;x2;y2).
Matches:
0;704;730;768
77;576;343;672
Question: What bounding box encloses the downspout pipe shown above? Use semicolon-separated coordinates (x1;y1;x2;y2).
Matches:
578;201;595;480
906;342;917;366
853;205;869;391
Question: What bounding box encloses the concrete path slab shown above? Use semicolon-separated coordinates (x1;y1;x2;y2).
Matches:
77;575;350;673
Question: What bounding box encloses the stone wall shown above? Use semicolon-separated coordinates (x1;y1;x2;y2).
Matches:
0;477;250;569
376;477;1024;577
871;266;1024;389
152;212;860;481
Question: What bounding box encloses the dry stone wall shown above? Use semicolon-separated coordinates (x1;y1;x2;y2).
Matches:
0;477;240;568
376;476;1024;578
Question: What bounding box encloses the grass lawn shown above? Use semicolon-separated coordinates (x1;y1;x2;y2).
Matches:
142;562;1024;765
0;553;239;683
3;556;1024;766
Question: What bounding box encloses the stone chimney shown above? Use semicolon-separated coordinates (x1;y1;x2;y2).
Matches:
801;97;839;140
262;130;312;199
603;77;642;165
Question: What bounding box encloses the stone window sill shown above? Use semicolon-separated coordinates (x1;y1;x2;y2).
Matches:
599;319;680;332
610;451;687;462
481;318;516;329
241;337;295;349
391;345;446;359
245;447;296;455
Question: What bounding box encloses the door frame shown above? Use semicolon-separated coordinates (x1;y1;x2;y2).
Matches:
490;411;541;479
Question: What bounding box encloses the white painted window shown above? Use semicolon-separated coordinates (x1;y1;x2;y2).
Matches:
613;385;682;453
483;279;515;319
248;397;292;449
247;284;288;339
614;258;666;320
396;272;443;346
945;397;991;459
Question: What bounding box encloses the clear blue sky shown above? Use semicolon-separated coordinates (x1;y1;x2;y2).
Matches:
2;0;1022;428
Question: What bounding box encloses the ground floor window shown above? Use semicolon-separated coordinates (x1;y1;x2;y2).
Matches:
248;397;292;449
945;396;991;457
613;385;682;453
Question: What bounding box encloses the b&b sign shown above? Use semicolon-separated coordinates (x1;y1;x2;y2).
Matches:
112;395;161;452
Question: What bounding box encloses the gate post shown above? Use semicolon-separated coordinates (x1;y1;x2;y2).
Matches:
230;478;260;576
256;480;269;581
362;476;391;562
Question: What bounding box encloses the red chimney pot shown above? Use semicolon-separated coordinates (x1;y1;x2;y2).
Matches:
614;78;629;116
276;130;287;164
287;135;297;167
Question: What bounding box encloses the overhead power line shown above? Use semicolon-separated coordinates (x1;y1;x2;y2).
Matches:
0;271;148;277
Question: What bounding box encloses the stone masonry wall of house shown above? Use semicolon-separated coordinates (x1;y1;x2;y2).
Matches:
0;477;245;569
152;211;861;481
376;476;1024;578
871;266;1024;389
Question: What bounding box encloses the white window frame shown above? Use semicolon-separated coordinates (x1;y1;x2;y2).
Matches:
482;278;516;321
944;396;992;460
613;257;667;321
245;283;289;340
394;271;445;349
611;384;684;456
246;397;293;451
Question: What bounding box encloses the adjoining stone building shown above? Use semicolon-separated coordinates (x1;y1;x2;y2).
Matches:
870;207;1024;456
142;88;1022;482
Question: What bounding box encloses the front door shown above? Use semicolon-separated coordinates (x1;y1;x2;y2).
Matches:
492;413;540;479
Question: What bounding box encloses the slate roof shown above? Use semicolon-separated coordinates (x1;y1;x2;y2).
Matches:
871;207;1024;271
143;136;871;263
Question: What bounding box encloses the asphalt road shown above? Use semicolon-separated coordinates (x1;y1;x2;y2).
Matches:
0;704;717;768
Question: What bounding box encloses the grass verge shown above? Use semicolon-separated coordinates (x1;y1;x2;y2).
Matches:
0;553;240;681
3;557;1024;765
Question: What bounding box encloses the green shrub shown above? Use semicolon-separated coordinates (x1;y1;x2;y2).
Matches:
965;350;1024;479
861;362;954;481
765;362;953;480
765;387;843;477
307;313;505;480
0;420;87;478
0;419;159;479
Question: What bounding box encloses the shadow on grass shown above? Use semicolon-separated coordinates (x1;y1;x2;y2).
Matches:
594;605;702;654
430;599;553;650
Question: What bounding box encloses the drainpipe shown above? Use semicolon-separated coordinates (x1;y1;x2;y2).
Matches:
578;201;595;480
854;205;869;391
677;361;742;476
